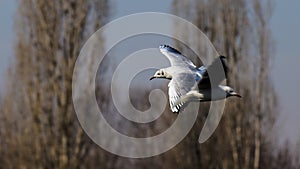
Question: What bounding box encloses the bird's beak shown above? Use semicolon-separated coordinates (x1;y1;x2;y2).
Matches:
149;76;155;80
233;92;242;98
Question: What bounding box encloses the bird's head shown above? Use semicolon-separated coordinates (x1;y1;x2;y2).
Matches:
150;69;171;80
223;86;242;98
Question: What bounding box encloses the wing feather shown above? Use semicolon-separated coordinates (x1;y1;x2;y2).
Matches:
159;45;196;68
168;72;197;113
198;56;227;89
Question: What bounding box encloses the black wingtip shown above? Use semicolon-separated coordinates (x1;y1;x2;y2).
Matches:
159;44;182;54
219;55;226;59
219;55;227;77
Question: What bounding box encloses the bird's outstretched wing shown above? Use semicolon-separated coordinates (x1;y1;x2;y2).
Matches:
198;56;227;89
168;72;197;113
159;45;196;68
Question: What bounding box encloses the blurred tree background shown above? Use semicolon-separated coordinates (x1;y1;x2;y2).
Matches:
0;0;299;169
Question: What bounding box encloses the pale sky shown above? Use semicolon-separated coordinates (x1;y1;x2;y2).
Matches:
271;0;300;144
0;1;15;92
0;0;299;145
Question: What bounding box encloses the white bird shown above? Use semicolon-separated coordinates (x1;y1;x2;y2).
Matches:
150;45;241;113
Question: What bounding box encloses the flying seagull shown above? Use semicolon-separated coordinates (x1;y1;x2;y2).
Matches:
150;45;241;113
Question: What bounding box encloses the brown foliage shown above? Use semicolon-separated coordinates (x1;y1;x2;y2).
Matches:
0;0;111;169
